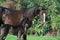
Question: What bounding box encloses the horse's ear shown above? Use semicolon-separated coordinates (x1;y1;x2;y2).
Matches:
34;7;39;14
42;8;47;10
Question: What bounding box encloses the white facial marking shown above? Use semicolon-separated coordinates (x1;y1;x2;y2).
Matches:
43;13;45;23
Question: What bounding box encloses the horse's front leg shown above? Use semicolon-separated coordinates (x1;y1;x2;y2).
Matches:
22;26;27;40
22;33;27;40
22;22;32;40
17;29;22;40
0;24;10;40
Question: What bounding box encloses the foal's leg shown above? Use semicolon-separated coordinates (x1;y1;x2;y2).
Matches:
0;24;10;40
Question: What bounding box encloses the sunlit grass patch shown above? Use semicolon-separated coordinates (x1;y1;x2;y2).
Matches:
6;34;60;40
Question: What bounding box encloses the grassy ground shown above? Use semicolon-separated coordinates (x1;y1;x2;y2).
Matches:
6;34;60;40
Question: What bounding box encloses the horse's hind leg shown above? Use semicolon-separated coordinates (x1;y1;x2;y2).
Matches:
0;24;10;40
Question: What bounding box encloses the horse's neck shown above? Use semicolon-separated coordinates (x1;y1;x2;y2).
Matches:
25;7;36;21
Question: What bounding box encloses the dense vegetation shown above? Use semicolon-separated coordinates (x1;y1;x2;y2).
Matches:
0;0;60;36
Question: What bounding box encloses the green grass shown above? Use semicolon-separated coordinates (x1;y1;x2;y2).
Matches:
5;34;60;40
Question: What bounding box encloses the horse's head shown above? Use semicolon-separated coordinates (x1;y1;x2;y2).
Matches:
39;7;46;25
34;6;47;25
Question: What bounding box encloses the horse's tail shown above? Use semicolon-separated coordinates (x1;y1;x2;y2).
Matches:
0;6;5;26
